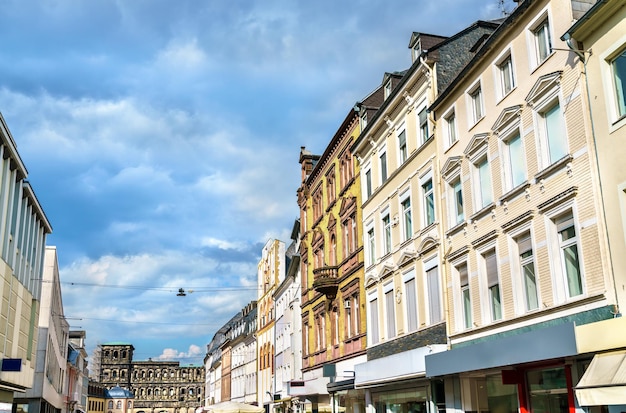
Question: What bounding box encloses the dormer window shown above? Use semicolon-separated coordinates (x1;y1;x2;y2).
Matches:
412;41;421;62
384;80;392;99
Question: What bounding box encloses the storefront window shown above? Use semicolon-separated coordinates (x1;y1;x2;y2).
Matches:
336;389;365;413
526;367;568;413
373;388;428;413
486;375;518;413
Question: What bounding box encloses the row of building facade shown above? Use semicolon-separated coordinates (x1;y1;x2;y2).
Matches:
204;0;626;413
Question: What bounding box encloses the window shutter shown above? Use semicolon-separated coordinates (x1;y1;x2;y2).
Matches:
485;251;499;287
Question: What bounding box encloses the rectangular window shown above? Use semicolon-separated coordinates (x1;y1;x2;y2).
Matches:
398;130;408;164
405;276;418;332
383;214;392;255
426;266;442;324
419;108;429;143
367;227;376;266
369;297;379;345
534;19;552;63
543;102;567;164
365;169;372;198
476;157;493;208
556;212;583;297
385;287;396;339
499;55;515;96
380;150;388;184
458;263;471;329
485;250;502;321
402;197;412;241
452;178;464;224
470;86;484;124
505;132;526;189
613;49;626;118
445;111;457;146
423;179;435;226
517;232;539;311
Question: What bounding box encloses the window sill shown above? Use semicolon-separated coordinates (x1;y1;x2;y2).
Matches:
499;181;531;204
534;154;573;182
446;221;467;237
469;202;496;223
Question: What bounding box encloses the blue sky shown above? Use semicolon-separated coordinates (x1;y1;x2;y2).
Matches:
0;0;515;365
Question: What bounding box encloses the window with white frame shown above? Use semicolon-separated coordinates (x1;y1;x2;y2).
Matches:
532;17;552;66
398;129;408;164
403;269;418;332
364;166;373;199
498;53;515;98
516;231;539;311
457;262;471;330
451;178;464;224
527;72;568;169
384;282;396;339
418;108;429;144
422;176;435;226
503;130;526;190
368;292;380;345
469;84;484;125
382;211;392;255
379;148;388;184
384;79;392;100
483;249;502;321
475;156;493;210
445;110;457;147
366;223;376;266
554;211;583;298
541;101;567;165
425;258;443;324
400;192;412;241
609;47;626;120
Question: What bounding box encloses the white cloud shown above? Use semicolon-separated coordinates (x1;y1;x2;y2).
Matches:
156;345;204;362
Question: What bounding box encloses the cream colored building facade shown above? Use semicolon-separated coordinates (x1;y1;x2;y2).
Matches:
424;0;623;411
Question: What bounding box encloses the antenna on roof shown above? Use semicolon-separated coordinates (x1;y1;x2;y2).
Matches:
499;0;512;16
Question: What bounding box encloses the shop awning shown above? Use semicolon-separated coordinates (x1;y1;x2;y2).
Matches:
575;350;626;405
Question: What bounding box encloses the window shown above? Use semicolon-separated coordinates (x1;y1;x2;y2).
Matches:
533;18;552;64
367;226;376;266
398;130;408;164
365;168;373;198
503;131;526;189
484;250;502;321
612;49;626;118
555;211;583;297
384;283;396;339
384;80;392;99
498;55;515;96
419;108;429;143
345;294;360;338
541;102;567;164
404;270;418;332
342;213;357;257
380;149;388;184
458;262;472;329
451;178;464;224
312;186;323;222
368;293;380;345
475;157;493;209
422;178;435;226
339;150;354;189
469;85;484;124
445;111;457;146
517;232;539;311
326;169;336;205
382;213;392;255
425;260;442;324
401;195;412;241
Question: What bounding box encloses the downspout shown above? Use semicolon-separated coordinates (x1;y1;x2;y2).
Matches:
563;33;621;316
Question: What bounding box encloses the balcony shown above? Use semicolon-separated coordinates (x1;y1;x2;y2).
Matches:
312;266;339;299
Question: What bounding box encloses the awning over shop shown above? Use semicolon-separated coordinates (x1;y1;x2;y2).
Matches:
576;350;626;406
425;322;578;377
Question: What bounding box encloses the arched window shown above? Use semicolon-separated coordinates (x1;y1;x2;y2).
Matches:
127;402;132;409
122;350;127;359
155;388;160;396
113;351;118;359
108;401;113;409
116;401;122;409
